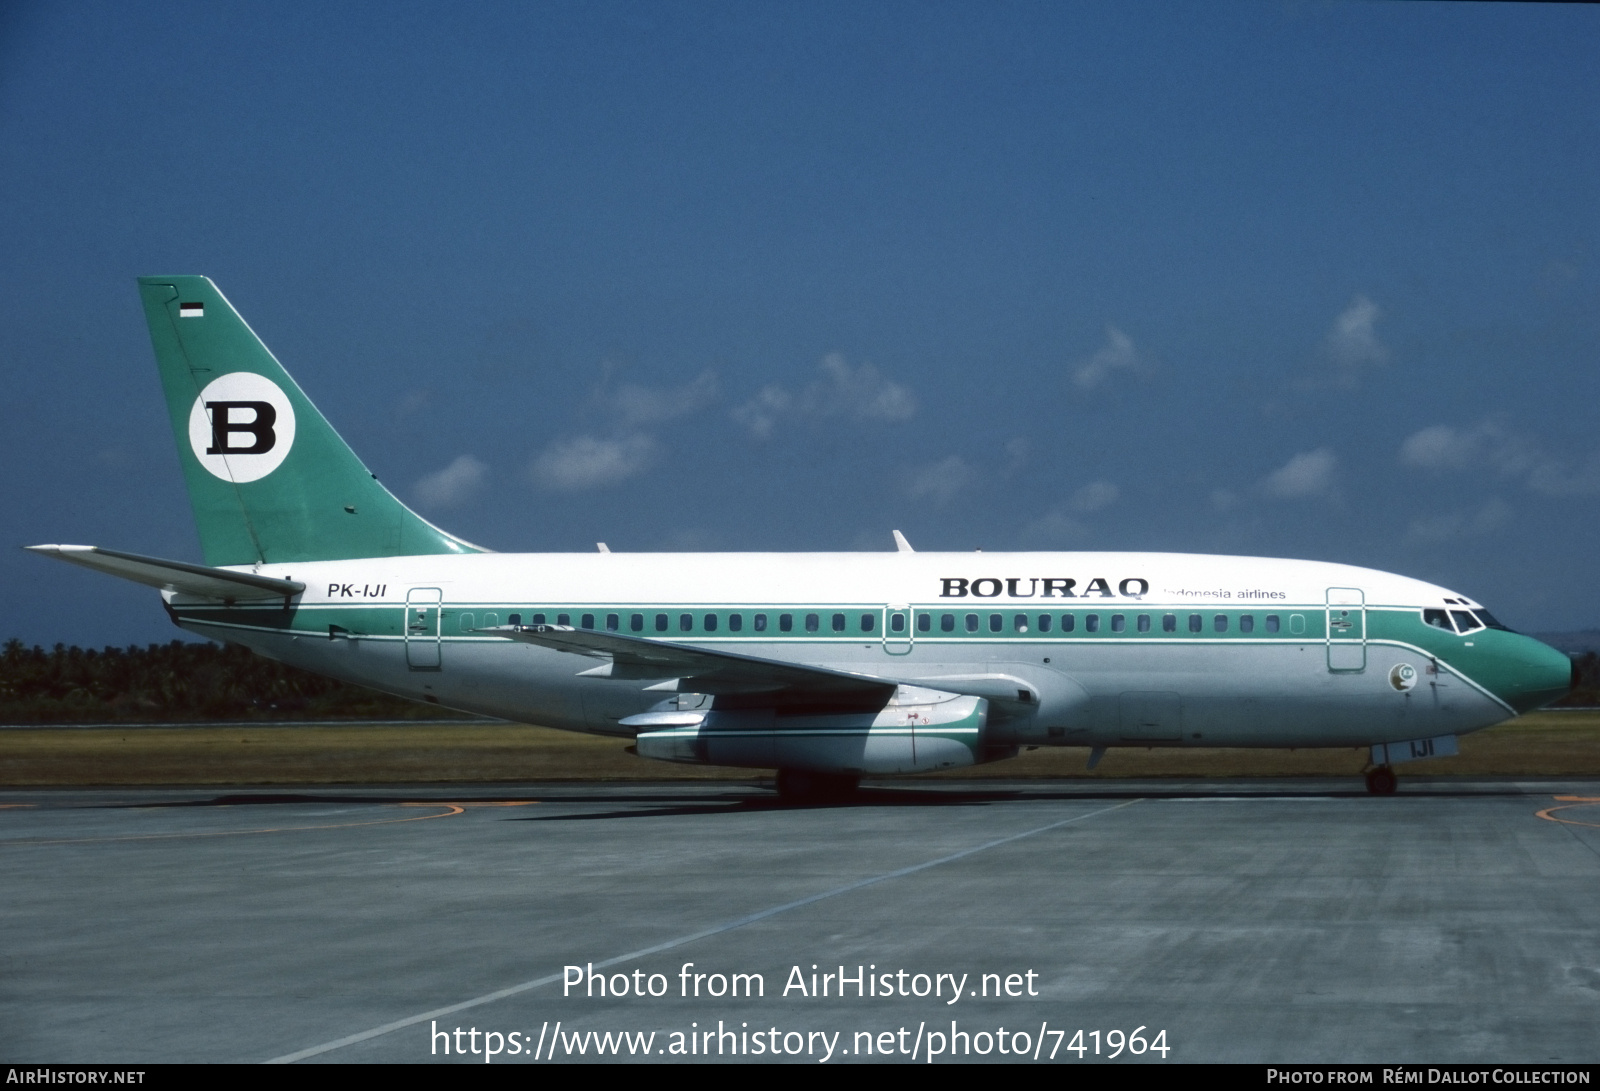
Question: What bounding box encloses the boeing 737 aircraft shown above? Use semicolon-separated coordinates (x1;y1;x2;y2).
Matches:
27;277;1574;797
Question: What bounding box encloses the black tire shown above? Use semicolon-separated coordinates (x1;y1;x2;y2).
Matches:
1365;766;1398;795
776;769;860;803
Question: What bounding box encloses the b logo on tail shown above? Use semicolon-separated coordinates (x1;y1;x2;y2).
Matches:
187;372;296;482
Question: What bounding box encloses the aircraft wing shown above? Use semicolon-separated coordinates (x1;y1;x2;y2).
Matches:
24;544;305;601
481;625;898;703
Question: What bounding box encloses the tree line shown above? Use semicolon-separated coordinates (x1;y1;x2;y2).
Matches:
2;638;1595;724
0;639;462;723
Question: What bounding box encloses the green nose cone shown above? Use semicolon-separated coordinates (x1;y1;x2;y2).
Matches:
1495;634;1574;714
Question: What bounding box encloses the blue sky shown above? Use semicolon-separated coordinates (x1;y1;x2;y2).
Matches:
2;1;1597;647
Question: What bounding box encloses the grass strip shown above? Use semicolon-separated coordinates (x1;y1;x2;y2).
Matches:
0;712;1596;787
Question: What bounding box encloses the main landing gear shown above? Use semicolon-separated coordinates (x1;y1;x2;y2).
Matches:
775;769;861;804
1364;766;1398;796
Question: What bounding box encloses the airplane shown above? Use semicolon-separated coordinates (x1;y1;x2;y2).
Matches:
26;277;1575;799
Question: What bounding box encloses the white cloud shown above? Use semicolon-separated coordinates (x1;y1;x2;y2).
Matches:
1021;509;1087;547
412;455;487;510
1405;498;1514;544
907;455;977;506
1399;424;1484;471
1069;480;1119;512
1261;448;1337;499
530;434;656;491
730;384;794;440
732;353;915;438
608;369;718;427
1527;454;1600;497
1321;295;1388;381
1072;327;1141;391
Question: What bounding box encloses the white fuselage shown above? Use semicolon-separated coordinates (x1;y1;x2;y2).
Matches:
166;550;1542;770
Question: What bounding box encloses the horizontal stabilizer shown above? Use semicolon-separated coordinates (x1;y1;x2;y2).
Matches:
480;624;897;702
25;545;305;601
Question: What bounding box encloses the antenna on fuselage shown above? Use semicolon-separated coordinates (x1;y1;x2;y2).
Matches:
596;542;610;553
892;529;914;553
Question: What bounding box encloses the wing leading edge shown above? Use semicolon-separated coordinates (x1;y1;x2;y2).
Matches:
480;624;898;706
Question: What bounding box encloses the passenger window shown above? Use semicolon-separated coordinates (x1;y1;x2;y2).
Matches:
704;614;718;632
1289;614;1305;635
679;613;693;632
989;614;1003;633
1214;615;1228;633
655;613;668;632
605;613;619;631
1085;614;1100;633
459;612;475;632
483;612;499;628
1111;614;1125;632
532;613;546;626
1037;614;1052;633
508;613;521;626
862;613;876;632
557;613;571;626
1137;614;1151;633
1060;613;1075;632
1265;614;1279;633
580;614;594;629
887;613;902;633
1163;614;1176;632
831;613;845;632
754;613;768;632
806;613;820;632
965;614;979;632
779;613;793;632
1239;615;1254;633
917;614;931;632
1014;613;1029;632
1188;614;1202;633
942;614;956;632
630;613;644;632
729;613;742;632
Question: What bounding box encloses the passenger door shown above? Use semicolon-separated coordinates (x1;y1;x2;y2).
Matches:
405;587;442;670
883;604;913;655
1325;587;1366;672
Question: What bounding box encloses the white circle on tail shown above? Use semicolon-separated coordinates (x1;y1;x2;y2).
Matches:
187;372;297;482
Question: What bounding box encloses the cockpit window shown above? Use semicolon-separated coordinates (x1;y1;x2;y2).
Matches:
1423;609;1451;630
1473;609;1511;632
1449;610;1484;635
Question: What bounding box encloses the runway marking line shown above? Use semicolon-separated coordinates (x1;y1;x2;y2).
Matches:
266;796;1144;1064
1536;798;1600;828
0;803;466;846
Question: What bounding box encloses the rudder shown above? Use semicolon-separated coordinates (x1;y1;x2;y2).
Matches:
138;276;482;566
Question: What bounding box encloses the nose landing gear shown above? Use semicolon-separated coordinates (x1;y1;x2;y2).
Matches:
1364;766;1398;795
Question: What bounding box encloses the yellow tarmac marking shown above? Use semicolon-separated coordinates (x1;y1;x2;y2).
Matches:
0;803;467;847
1536;798;1600;829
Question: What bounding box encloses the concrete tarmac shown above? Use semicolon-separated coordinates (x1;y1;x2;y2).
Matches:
3;778;1599;1064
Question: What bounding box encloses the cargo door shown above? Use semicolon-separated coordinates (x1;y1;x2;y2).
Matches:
1119;691;1182;741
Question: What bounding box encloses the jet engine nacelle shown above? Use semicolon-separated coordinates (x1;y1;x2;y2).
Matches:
629;686;987;775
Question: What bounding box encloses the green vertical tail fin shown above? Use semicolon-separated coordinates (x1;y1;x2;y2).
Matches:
138;276;484;566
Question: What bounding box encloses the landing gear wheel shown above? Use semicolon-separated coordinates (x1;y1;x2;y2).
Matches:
775;769;861;804
1365;766;1398;795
